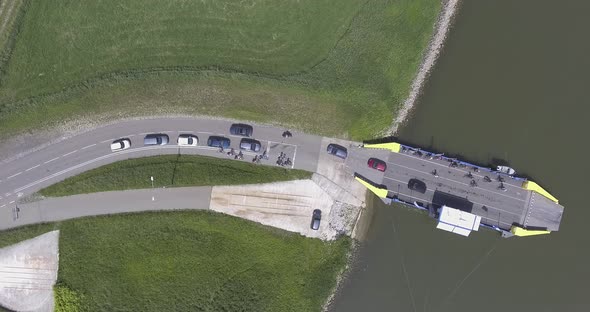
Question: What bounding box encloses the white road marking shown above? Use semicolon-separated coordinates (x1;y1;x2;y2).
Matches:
179;131;194;133
197;131;213;134
9;201;14;204
62;150;77;157
291;146;297;169
0;205;5;208
100;138;114;143
81;143;96;150
7;172;22;179
44;157;60;164
25;165;40;172
12;145;211;194
268;140;297;147
126;134;135;138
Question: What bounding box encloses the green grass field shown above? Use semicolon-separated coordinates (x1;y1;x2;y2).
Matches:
40;154;311;197
0;211;351;311
0;0;440;139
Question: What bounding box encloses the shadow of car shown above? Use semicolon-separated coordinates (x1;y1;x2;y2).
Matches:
207;136;231;149
230;123;253;137
327;143;347;159
239;138;261;152
408;178;427;194
143;134;169;146
311;209;321;230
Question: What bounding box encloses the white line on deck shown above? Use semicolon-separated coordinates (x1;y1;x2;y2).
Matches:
62;150;77;157
386;160;524;202
81;143;96;150
7;172;21;179
25;165;40;172
383;175;520;217
44;157;60;164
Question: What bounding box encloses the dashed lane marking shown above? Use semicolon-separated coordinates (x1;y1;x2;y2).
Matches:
7;172;22;179
81;143;96;150
25;165;40;172
0;205;5;208
44;157;60;164
62;150;77;157
8;201;14;204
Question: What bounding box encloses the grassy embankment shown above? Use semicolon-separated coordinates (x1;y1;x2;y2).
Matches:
40;154;311;197
0;0;440;139
0;211;351;311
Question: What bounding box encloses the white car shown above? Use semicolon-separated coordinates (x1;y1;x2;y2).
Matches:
177;134;198;146
110;139;131;151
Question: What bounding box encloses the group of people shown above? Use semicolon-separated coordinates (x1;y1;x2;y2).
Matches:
276;152;292;167
222;147;244;160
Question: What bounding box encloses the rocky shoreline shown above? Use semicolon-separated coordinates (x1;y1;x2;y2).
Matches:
387;0;462;135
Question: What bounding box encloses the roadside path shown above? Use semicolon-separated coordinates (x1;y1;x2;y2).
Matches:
1;187;212;230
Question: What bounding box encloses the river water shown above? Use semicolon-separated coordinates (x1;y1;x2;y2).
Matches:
330;1;590;311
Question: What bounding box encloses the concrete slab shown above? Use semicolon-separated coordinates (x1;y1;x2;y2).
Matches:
210;180;344;240
0;231;59;312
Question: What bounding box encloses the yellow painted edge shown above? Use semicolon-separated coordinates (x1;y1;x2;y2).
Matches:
522;181;559;203
355;176;388;198
363;142;401;153
510;226;551;237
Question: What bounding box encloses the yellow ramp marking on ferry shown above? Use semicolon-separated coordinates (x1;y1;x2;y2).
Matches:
522;181;558;203
363;142;401;153
511;226;550;237
355;176;388;198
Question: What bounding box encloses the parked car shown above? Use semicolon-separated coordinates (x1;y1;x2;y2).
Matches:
110;138;131;152
230;123;253;137
408;178;427;194
239;138;261;152
143;134;169;146
177;134;198;146
326;143;347;159
367;158;387;172
310;209;322;230
207;136;231;149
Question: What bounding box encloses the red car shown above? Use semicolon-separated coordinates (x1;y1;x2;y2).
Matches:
367;158;387;172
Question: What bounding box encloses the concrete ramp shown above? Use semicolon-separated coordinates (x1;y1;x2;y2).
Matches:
0;230;59;312
210;180;340;240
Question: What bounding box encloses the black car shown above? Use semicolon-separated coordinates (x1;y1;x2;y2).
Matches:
326;143;347;159
310;209;322;230
408;178;427;194
207;136;231;149
239;138;262;152
230;123;253;137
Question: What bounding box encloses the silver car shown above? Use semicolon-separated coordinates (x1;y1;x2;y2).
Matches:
144;134;169;146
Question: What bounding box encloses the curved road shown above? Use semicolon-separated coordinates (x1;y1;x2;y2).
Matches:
0;118;330;228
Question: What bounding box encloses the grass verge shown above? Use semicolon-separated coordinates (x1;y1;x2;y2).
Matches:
39;154;311;197
0;0;440;139
0;211;351;311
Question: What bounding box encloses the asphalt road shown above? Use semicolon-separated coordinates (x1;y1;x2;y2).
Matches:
0;118;327;227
